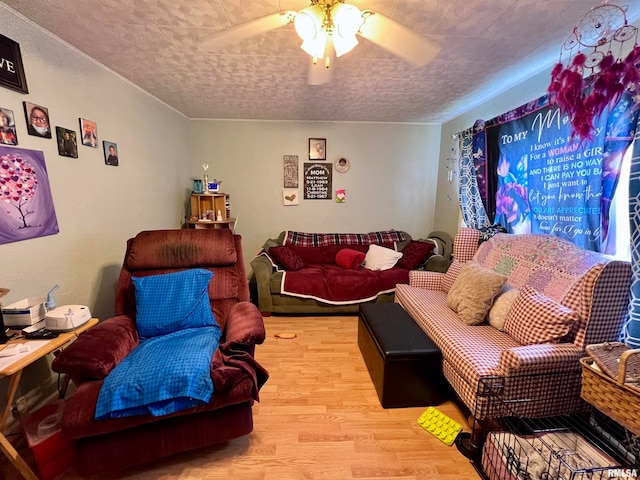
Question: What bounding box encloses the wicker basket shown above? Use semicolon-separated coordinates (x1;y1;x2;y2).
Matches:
580;352;640;436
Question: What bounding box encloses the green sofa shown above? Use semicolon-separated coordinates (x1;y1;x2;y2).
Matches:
250;230;453;315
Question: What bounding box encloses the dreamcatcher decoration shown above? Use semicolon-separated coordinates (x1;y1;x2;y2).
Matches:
548;2;640;139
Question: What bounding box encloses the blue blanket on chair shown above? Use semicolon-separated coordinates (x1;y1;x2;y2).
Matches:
95;326;221;419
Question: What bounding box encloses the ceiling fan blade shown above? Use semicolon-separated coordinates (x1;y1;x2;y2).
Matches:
204;11;296;49
307;55;335;85
358;11;441;66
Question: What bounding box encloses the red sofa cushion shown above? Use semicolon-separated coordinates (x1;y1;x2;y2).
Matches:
397;241;437;270
335;248;366;269
269;246;306;271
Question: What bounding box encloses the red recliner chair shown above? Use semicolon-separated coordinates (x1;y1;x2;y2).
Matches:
52;229;268;476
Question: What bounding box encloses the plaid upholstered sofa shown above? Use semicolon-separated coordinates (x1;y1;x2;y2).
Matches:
395;228;632;421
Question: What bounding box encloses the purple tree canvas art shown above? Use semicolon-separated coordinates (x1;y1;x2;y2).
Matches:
0;146;59;244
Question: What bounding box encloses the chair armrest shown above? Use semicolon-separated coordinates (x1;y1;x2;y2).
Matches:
222;301;266;349
213;301;269;398
250;254;275;313
51;315;139;384
496;343;584;376
409;270;444;290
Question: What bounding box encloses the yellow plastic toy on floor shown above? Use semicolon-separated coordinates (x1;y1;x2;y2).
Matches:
417;407;462;446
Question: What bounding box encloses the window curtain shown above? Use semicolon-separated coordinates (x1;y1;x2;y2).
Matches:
626;130;640;348
456;127;490;229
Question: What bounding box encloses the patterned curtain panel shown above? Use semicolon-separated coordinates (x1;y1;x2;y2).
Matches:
626;130;640;348
457;128;490;229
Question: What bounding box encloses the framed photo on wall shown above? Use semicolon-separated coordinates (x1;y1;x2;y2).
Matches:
103;141;119;166
23;102;51;139
79;118;98;148
0;33;28;94
0;107;18;145
55;127;78;158
309;138;326;160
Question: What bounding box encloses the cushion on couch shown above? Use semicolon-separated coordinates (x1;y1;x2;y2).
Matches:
335;248;366;269
268;245;306;271
503;285;579;344
446;261;507;325
397;240;436;270
488;286;519;331
363;244;403;271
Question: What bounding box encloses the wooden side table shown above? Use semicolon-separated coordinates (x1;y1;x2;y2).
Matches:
0;318;99;480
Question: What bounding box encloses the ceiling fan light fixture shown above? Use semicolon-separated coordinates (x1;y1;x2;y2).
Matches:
301;30;327;59
331;3;363;38
294;5;324;41
332;33;358;57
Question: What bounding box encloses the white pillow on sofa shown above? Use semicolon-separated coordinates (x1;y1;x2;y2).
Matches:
488;286;519;331
363;244;403;271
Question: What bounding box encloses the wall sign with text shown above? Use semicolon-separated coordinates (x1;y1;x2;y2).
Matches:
304;163;332;200
0;34;28;94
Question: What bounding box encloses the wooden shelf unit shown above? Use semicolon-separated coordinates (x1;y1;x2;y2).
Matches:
188;193;235;230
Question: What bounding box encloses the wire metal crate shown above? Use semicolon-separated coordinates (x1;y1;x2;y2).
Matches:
475;375;639;480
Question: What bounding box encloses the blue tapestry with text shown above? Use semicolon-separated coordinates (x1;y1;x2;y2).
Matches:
484;91;639;251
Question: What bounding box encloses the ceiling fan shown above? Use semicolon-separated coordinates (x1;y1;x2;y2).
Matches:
204;0;441;85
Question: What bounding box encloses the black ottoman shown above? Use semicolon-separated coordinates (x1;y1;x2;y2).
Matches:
358;303;450;408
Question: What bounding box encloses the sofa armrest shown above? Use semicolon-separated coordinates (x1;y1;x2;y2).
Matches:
213;301;269;397
409;270;444;290
51;315;139;384
222;301;266;349
250;254;275;313
496;343;584;376
423;254;451;273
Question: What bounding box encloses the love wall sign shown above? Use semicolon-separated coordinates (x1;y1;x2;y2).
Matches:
0;34;28;94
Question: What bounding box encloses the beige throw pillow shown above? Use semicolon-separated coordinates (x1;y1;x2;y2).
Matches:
488;287;519;331
446;262;508;326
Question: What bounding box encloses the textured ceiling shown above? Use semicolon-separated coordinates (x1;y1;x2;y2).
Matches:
3;0;640;123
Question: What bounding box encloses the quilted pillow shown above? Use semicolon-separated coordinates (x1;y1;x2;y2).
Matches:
488;286;519;331
397;240;436;270
335;248;366;269
446;261;507;325
132;268;216;340
363;244;403;271
503;285;579;345
268;245;306;271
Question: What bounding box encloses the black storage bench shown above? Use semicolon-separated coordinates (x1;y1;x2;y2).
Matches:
358;303;450;408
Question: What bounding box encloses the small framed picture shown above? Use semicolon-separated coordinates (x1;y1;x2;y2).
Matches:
309;138;326;160
0;107;18;145
103;141;119;166
79;118;98;148
55;127;78;158
23;101;51;138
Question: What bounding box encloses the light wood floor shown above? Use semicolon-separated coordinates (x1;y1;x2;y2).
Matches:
3;315;481;480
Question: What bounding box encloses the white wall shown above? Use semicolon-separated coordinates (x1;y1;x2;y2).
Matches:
0;6;189;410
0;5;189;319
189;120;442;265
